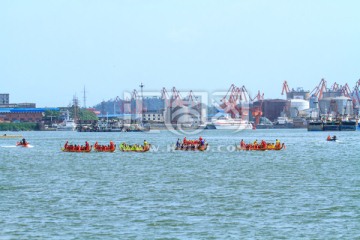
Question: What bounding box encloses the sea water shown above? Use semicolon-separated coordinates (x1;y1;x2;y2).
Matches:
1;129;359;239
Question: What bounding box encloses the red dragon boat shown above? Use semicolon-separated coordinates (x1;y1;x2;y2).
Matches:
93;141;116;152
62;141;92;152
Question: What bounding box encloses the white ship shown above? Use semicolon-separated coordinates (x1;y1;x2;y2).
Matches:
57;110;77;131
211;114;253;130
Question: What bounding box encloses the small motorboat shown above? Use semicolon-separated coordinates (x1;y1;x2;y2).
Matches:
16;141;30;147
326;136;337;141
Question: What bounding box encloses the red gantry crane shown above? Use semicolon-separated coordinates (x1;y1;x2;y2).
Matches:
281;80;290;96
309;78;327;100
250;90;264;127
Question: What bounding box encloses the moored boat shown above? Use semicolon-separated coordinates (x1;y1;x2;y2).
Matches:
307;120;323;131
57;110;77;131
308;118;357;131
211;114;253;130
1;134;23;139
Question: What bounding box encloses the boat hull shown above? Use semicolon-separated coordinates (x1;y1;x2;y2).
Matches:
236;143;285;151
94;147;116;152
62;146;92;152
213;124;253;130
16;142;30;147
1;135;23;139
308;120;357;131
175;144;208;151
94;143;116;152
119;145;150;152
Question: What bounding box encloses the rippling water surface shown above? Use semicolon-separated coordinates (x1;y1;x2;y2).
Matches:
1;129;359;239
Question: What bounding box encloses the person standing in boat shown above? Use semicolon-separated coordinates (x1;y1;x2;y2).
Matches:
275;139;280;148
22;138;26;144
200;138;205;146
240;139;245;148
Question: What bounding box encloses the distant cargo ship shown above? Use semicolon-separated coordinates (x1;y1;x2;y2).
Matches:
307;118;357;131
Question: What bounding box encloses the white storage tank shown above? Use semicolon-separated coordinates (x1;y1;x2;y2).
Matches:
334;96;353;115
290;99;309;117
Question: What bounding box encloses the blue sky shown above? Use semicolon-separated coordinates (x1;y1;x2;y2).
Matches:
1;0;360;107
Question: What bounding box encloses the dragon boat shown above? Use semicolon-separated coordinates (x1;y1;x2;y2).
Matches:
175;143;208;151
236;143;285;151
94;142;116;152
62;141;92;152
62;146;92;152
175;137;208;151
119;143;150;152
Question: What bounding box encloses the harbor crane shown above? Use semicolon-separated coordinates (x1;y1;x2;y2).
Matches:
352;79;360;109
281;80;290;95
309;78;327;100
171;87;184;107
330;82;340;91
184;90;199;107
161;87;170;107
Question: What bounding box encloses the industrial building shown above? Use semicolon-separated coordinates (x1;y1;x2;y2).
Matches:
0;108;59;123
